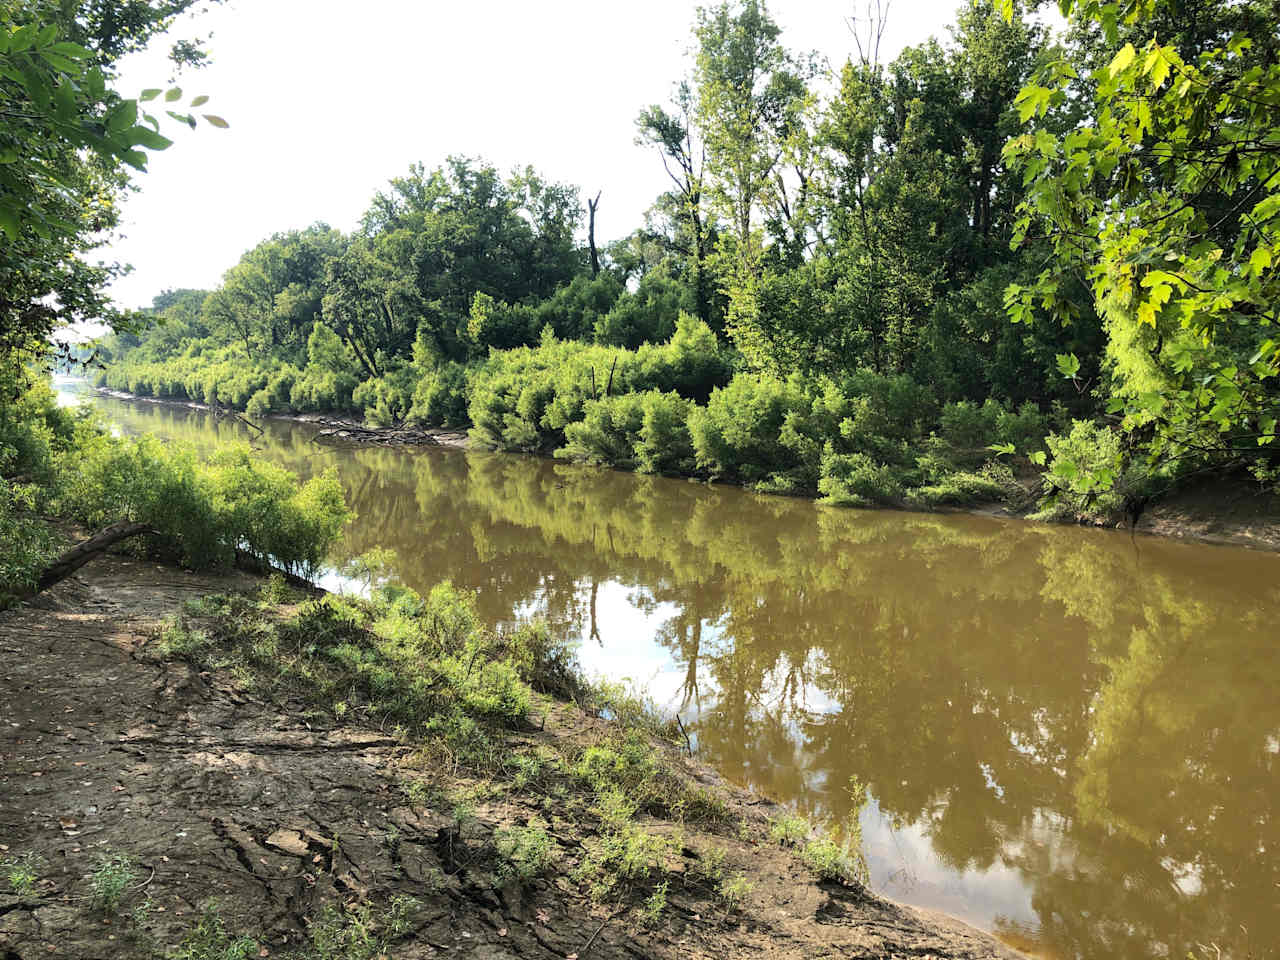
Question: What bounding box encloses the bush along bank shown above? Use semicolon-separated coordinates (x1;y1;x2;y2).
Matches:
0;373;349;606
101;314;1146;515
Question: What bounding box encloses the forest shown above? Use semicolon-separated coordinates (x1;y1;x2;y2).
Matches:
83;0;1280;522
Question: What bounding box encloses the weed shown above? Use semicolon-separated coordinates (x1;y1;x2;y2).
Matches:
404;777;440;809
258;572;292;606
89;853;136;914
305;896;417;960
769;814;809;847
155;618;212;657
719;874;753;912
640;880;668;924
493;823;554;886
800;837;867;886
572;823;677;901
166;908;257;960
2;852;41;896
688;844;727;884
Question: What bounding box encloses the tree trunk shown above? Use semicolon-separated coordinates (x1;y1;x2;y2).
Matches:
587;191;602;278
35;521;156;593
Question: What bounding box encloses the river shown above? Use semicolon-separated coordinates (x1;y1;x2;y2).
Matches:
62;381;1279;960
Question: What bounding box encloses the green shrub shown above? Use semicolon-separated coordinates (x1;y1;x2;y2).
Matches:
494;824;554;885
408;361;472;428
818;449;903;507
800;838;867;886
56;435;348;576
1038;420;1126;520
688;375;807;484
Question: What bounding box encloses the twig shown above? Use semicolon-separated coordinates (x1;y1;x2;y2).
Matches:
675;714;694;757
579;909;619;957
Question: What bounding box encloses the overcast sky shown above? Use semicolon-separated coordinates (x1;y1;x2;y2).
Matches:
103;0;1019;308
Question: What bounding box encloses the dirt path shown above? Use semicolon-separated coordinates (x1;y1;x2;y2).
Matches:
0;557;1023;959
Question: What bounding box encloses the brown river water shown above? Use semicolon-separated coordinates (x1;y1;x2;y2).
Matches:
64;381;1279;960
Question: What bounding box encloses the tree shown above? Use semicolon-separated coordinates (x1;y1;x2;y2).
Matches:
692;0;812;362
636;83;716;328
0;3;225;381
1004;0;1280;485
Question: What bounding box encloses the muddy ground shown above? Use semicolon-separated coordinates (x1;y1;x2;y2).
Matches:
0;556;1023;960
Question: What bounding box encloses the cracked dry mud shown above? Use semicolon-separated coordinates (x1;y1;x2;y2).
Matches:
0;556;1023;959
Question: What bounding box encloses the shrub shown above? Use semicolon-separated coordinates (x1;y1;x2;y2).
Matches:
494;824;554;885
818;449;903;507
408;361;472;428
800;838;867;886
56;435;348;576
688;375;807;484
1038;420;1127;520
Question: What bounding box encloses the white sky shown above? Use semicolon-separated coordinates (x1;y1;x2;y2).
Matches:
103;0;1001;309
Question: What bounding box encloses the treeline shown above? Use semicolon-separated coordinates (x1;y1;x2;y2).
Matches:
98;0;1280;516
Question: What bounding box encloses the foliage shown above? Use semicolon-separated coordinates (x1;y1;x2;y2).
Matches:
1004;0;1280;488
0;3;224;380
493;823;555;885
166;910;259;960
56;433;349;576
2;852;41;896
88;853;136;913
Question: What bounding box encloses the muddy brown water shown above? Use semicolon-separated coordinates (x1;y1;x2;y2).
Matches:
64;381;1280;960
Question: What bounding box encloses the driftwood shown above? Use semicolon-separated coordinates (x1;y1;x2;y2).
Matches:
36;521;157;592
310;424;439;447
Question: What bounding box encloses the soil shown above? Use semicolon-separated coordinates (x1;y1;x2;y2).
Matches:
0;556;1024;960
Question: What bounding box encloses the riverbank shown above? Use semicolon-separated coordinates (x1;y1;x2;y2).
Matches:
91;385;1280;553
0;554;1023;959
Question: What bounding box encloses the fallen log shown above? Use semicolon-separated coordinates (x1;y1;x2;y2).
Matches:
36;521;157;592
310;424;439;446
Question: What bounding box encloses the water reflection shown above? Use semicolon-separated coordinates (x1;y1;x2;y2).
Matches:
83;388;1280;960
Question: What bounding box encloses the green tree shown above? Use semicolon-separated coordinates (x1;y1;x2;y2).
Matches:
0;2;224;379
1004;0;1280;484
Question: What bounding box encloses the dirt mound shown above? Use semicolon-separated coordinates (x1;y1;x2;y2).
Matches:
0;557;1022;959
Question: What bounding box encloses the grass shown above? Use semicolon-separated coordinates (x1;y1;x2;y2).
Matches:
146;573;871;929
494;823;555;885
3;851;41;896
89;853;137;914
800;838;867;886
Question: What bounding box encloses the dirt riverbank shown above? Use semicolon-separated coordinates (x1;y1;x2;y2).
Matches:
0;556;1024;960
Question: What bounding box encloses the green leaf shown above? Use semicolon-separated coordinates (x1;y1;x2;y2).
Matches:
48;42;90;60
1029;451;1047;467
987;442;1016;457
1108;43;1136;78
1056;353;1081;380
0;204;19;240
202;114;229;129
140;88;163;102
190;94;209;107
164;86;183;102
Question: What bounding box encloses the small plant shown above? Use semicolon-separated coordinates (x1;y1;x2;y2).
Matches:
89;853;136;913
640;880;668;924
167;908;258;960
769;814;809;847
3;852;42;896
572;823;677;901
509;752;544;790
258;572;292;606
155;617;212;657
305;895;417;960
719;874;753;912
688;844;727;884
493;823;554;885
800;838;867;886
